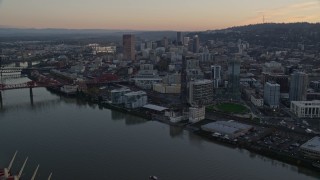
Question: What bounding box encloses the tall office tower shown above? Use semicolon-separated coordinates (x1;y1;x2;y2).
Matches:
189;80;213;106
211;65;221;88
177;32;183;45
183;37;190;46
289;72;308;101
262;73;289;94
123;34;135;61
162;37;168;48
264;82;280;108
193;35;200;53
227;58;241;100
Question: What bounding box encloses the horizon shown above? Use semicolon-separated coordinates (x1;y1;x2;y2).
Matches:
0;0;319;31
0;22;319;32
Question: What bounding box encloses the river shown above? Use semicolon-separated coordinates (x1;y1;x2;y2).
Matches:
0;77;319;180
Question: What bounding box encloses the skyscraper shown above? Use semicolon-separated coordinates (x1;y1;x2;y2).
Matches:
211;65;221;88
161;37;168;48
264;82;280;108
177;32;183;45
289;72;308;101
193;35;200;53
188;80;213;106
123;34;135;61
227;58;241;100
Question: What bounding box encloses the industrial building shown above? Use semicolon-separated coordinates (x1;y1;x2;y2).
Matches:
201;121;254;139
300;136;320;159
290;101;320;118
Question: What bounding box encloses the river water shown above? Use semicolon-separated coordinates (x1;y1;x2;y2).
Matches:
0;77;319;180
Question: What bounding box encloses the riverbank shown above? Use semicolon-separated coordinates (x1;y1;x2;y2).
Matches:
47;87;320;173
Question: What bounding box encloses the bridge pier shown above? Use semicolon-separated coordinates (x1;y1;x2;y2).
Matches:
30;87;34;106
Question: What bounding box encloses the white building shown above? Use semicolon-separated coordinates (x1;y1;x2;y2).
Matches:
133;64;162;89
110;88;131;104
124;91;148;109
262;61;283;73
300;137;320;159
290;101;320;118
189;106;205;123
251;94;264;107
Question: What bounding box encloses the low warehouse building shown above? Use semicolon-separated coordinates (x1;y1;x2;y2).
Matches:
201;121;253;139
300;136;320;159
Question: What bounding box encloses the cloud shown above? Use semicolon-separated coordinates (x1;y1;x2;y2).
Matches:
240;1;320;25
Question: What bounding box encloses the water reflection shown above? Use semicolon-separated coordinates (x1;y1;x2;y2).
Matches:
169;126;184;138
1;77;320;180
0;99;61;115
111;110;126;121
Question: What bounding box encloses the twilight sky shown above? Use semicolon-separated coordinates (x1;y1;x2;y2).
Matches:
0;0;319;30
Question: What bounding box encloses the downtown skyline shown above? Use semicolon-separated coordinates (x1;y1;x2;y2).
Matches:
0;0;319;31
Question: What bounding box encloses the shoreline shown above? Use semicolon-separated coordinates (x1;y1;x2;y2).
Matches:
46;87;320;173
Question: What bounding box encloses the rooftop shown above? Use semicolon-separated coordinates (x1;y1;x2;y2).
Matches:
201;121;253;135
143;104;168;112
291;101;320;106
300;136;320;152
124;91;146;96
192;79;213;85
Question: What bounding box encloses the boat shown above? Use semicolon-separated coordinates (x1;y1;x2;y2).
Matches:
149;175;158;180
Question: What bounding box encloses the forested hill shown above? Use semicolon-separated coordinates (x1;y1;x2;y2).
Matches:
190;23;320;49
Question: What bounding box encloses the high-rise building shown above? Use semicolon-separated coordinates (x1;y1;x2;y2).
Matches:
264;82;280;108
161;37;168;48
177;32;183;45
289;72;308;101
262;73;289;94
193;35;200;53
123;34;135;61
227;58;241;100
183;37;190;46
211;65;221;88
188;79;213;106
186;59;204;81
